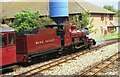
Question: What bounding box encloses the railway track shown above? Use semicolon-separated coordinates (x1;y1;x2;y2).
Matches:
13;39;119;77
79;52;119;76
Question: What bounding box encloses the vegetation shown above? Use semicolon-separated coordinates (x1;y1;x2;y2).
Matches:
116;10;120;17
103;5;120;17
96;33;120;41
103;5;116;12
40;17;56;27
0;18;2;24
9;9;55;32
9;9;41;31
72;15;81;28
72;11;97;33
0;18;2;25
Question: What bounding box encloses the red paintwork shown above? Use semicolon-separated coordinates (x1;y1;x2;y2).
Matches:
64;26;72;46
16;28;61;62
84;36;89;40
70;25;83;38
17;54;27;62
71;33;83;38
0;32;16;67
70;29;84;44
64;35;71;46
16;36;27;53
71;25;77;31
70;25;90;44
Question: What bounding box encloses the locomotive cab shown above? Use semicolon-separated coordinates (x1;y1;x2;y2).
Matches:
45;25;65;36
45;25;71;47
0;24;16;67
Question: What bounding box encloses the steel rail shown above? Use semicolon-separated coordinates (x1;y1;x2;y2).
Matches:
79;52;119;76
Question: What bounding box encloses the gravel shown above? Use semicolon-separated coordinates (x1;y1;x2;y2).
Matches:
96;61;119;75
3;59;54;75
2;42;119;76
40;42;119;75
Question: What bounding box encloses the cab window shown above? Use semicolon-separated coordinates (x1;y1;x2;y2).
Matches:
8;33;15;45
0;34;7;47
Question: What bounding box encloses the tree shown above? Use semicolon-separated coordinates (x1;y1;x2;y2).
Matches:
72;11;97;33
0;18;2;25
9;9;55;32
103;5;120;17
116;10;120;17
103;5;116;12
72;11;90;28
9;9;41;31
80;11;90;26
72;15;81;28
40;17;56;26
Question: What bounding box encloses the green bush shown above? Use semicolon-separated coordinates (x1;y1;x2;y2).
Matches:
9;9;41;31
110;30;116;33
9;9;55;32
71;11;97;33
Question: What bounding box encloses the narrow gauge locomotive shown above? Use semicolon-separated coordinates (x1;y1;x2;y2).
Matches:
0;24;96;68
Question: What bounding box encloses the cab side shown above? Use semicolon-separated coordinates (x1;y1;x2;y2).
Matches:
0;27;16;67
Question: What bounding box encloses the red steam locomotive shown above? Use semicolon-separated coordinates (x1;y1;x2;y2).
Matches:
0;24;96;68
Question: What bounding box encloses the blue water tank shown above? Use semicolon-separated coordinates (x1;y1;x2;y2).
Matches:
49;0;68;17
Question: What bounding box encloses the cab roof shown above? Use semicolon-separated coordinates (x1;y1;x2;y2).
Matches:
0;24;14;32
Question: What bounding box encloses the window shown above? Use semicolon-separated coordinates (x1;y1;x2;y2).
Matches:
109;15;113;20
0;34;7;47
101;15;104;21
9;33;15;45
79;15;82;20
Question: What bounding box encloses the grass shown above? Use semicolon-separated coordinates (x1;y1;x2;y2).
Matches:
95;33;120;41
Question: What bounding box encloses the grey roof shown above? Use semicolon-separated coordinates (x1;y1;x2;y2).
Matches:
77;2;115;14
0;24;14;32
1;2;49;18
0;27;14;32
1;0;115;18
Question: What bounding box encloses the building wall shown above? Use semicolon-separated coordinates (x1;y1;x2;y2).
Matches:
114;17;119;22
90;14;113;35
